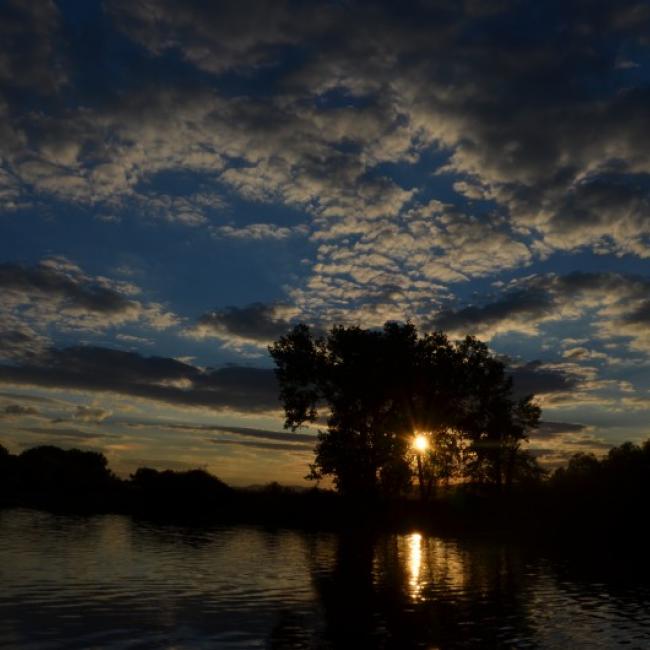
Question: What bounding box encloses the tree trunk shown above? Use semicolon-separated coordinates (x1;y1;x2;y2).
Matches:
416;454;427;502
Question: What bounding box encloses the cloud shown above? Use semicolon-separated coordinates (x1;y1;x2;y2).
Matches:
0;3;422;253
2;1;650;266
0;0;66;93
211;223;309;240
106;0;320;75
19;426;116;441
0;259;179;365
105;2;650;324
4;0;650;463
527;420;615;467
116;334;155;346
72;405;112;424
134;192;226;227
0;345;280;414
532;421;588;439
296;205;533;327
121;458;208;472
0;391;59;404
431;287;554;339
426;272;650;350
510;361;580;398
12;1;639;337
0;404;39;417
0;325;49;363
0;259;140;315
132;421;315;444
561;347;609;362
0;339;582;416
190;302;298;348
208;439;313;452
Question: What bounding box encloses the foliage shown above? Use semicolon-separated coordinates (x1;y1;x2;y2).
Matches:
131;467;230;496
269;322;541;497
552;441;650;495
17;445;114;492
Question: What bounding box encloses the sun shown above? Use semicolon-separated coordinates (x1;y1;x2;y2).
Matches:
413;434;429;452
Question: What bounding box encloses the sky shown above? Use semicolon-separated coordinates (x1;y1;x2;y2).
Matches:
2;0;650;485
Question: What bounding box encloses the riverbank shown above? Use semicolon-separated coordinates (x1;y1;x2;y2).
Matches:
3;443;649;545
2;482;647;551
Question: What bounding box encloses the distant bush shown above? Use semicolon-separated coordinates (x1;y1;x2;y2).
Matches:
130;467;232;514
17;445;115;494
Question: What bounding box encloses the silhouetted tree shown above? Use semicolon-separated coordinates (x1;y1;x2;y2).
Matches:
131;467;230;493
0;442;16;497
604;441;649;492
270;323;420;497
552;441;650;499
445;336;542;490
508;450;547;485
270;322;540;498
551;452;602;491
548;441;650;532
18;445;113;494
130;467;231;513
418;429;464;496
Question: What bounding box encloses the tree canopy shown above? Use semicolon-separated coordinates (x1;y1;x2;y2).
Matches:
269;322;541;497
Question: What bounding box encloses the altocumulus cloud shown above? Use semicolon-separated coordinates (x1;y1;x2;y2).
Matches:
211;223;309;240
3;0;650;468
189;302;301;349
0;258;178;363
4;0;650;326
428;272;650;349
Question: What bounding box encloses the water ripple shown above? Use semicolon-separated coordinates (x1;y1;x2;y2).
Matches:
1;509;650;648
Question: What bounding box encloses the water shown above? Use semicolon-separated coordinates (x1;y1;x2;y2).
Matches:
1;509;650;648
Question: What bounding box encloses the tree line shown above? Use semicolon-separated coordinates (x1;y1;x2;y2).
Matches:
0;444;231;514
0;443;341;525
3;439;650;535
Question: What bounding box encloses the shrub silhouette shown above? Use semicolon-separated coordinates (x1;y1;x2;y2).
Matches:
17;445;114;494
130;467;232;513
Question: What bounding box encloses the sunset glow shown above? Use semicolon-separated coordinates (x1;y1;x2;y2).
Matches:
413;435;429;453
3;3;650;647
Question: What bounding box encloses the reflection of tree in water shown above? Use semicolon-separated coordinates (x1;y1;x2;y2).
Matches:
267;609;319;650
310;531;538;648
540;547;650;647
309;530;385;648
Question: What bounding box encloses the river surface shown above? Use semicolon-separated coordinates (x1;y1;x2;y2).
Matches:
1;508;650;648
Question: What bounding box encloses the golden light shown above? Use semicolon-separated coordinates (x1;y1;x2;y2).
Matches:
413;434;428;453
408;532;422;599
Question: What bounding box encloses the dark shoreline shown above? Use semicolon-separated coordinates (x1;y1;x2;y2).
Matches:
3;442;650;550
2;485;647;553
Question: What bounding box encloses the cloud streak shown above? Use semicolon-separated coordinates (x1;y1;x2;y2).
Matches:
0;345;280;414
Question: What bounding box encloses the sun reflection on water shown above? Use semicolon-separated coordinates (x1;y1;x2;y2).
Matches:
408;532;423;600
403;531;471;602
